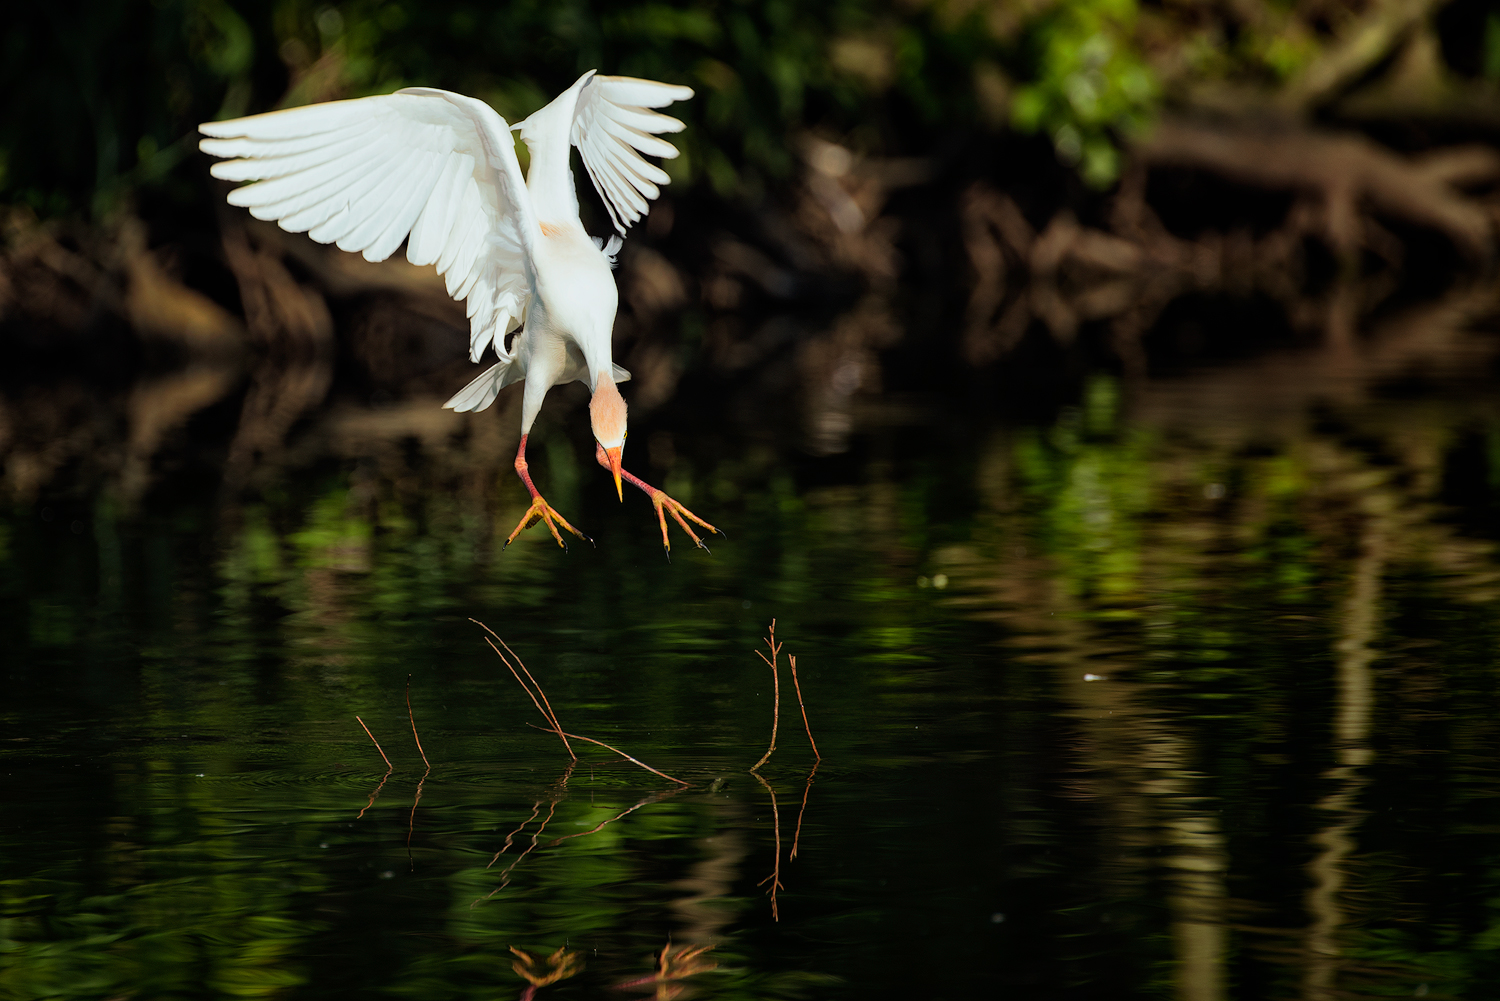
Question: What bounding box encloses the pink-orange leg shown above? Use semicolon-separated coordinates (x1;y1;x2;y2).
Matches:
596;444;721;559
507;434;591;551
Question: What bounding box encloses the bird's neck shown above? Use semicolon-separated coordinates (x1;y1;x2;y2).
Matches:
520;76;589;227
525;141;579;225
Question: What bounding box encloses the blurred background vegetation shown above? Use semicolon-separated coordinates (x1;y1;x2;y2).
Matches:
1;0;1499;502
5;0;1499;213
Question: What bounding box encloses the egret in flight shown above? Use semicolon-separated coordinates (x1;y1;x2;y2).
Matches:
199;71;719;556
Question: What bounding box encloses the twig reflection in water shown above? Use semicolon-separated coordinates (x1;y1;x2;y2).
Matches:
510;945;583;1001
613;942;719;998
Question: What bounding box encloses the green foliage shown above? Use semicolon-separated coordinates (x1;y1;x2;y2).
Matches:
1009;0;1156;187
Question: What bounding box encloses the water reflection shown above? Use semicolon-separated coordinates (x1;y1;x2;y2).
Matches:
5;274;1500;996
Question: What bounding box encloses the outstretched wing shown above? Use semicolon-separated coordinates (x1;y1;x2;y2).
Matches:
200;89;536;365
568;74;694;235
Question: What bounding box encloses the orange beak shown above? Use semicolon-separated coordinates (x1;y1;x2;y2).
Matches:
604;444;624;501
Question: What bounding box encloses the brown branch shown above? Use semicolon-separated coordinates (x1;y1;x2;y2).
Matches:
472;619;576;760
1280;0;1446;111
750;621;782;773
787;653;820;761
1135;117;1494;259
355;715;393;770
526;725;688;786
405;675;431;772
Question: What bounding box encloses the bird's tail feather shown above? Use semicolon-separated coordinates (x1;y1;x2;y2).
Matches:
444;359;523;413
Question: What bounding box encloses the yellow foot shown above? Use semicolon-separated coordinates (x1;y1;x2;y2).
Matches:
505;495;591;552
649;490;722;560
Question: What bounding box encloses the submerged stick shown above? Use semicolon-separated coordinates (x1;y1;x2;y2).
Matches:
526;724;688;786
355;716;393;770
750;620;782;773
787;653;820;761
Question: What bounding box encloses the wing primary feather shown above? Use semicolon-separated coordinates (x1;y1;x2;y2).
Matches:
407;155;467;266
454;254;487;302
442;196;486;295
208;129;374;182
199;97;383;140
596;116;680;158
242;148;391;222
594;77;694;108
594;135;664;198
199;119;371;160
590;150;650;220
232;141;400;219
596;135;670;185
364;152;446;262
600;105;686;135
331;146;426;252
585;142;649;220
436;180;484;277
580;156;628;234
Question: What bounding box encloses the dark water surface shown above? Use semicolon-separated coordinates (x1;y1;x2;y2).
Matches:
6;291;1500;1000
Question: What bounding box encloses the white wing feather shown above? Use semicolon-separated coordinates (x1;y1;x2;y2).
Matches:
569;74;694;234
200;89;538;369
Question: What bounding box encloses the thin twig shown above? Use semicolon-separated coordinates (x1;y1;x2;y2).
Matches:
787;653;820;761
355;716;393;770
791;760;819;860
484;637;554;729
498;636;571;753
473;619;577;761
751;769;783;921
406;675;431;771
750;621;782;773
526;724;689;786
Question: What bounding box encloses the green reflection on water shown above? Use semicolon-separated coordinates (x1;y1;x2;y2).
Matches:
5;350;1500;997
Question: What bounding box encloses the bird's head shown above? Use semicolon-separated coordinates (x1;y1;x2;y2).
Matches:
590;373;628;500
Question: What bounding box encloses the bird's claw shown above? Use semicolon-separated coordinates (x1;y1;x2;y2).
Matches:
505;495;590;551
650;489;720;558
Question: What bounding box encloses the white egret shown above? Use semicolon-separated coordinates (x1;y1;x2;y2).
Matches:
199;70;719;555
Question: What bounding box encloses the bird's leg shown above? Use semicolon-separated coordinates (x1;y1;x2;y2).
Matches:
595;444;721;558
507;434;591;551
